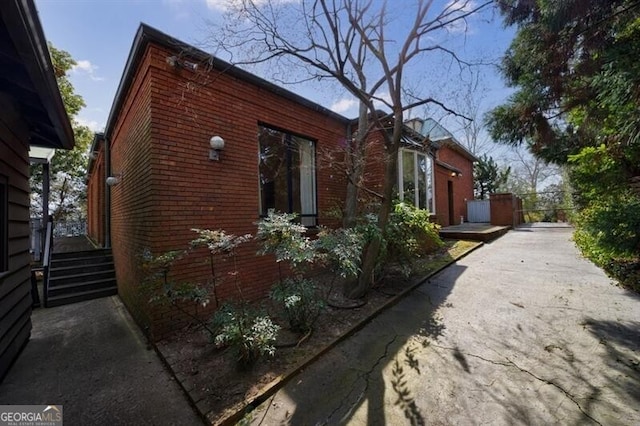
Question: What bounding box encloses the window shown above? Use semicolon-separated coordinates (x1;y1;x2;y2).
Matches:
0;175;7;272
258;125;317;226
398;149;434;212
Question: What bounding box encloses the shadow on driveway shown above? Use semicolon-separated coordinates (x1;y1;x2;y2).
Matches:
249;226;640;425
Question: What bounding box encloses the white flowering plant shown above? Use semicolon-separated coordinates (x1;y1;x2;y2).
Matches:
210;302;280;369
270;277;324;333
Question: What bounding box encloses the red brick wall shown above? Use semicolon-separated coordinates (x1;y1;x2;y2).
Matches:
109;44;349;339
108;46;156;334
101;41;478;339
87;143;105;246
433;145;474;226
490;193;524;227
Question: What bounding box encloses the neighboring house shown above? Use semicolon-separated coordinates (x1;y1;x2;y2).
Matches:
86;24;475;339
0;0;74;380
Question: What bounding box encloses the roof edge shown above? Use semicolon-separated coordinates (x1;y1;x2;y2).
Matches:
104;23;350;138
2;0;74;150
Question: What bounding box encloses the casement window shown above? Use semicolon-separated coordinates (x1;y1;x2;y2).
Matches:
258;125;317;226
0;175;7;272
398;149;435;213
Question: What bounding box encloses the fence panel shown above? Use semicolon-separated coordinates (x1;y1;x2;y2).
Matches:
53;220;87;237
467;200;491;223
30;217;42;261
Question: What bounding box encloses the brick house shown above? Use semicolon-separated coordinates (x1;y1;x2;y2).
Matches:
0;0;74;380
86;24;475;339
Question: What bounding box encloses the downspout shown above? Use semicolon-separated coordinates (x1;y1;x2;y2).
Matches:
104;136;111;248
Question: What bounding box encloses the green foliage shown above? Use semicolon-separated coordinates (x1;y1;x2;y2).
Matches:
49;44;85;118
386;202;443;272
569;144;640;291
190;228;252;305
474;154;510;199
30;44;92;221
191;228;252;254
255;210;315;269
488;0;640;169
270;278;324;333
140;249;210;307
315;227;364;279
568;145;624;208
573;193;640;262
489;1;640;292
209;303;279;370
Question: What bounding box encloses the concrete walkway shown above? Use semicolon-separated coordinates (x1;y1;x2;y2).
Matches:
0;297;202;425
249;225;640;425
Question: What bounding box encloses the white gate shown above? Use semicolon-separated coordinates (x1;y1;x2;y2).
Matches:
467;200;490;223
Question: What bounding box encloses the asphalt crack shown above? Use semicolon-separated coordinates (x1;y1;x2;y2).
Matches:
431;344;603;426
325;322;399;424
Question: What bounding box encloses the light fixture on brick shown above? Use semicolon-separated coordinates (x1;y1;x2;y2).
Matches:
209;135;225;160
106;176;119;186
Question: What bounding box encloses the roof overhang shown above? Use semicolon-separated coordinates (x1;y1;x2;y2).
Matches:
0;0;74;150
436;159;463;175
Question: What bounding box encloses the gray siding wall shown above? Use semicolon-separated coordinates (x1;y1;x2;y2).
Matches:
0;93;32;380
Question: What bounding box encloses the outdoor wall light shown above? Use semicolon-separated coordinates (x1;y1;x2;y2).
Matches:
209;136;225;161
106;176;120;186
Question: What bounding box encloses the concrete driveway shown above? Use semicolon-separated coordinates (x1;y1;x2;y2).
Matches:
249;224;640;425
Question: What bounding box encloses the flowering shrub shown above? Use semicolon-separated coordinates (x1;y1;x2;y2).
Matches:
255;210;316;270
315;227;364;279
270;278;324;333
210;303;280;369
190;228;252;304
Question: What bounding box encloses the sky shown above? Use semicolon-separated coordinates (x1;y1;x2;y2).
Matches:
34;0;516;149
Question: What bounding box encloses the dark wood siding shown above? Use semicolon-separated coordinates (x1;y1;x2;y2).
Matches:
0;93;32;380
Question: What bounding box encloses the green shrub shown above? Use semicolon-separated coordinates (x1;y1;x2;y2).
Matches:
386;201;443;264
210;303;279;370
607;257;640;292
573;192;640;261
270;278;324;333
140;249;210;307
573;191;640;292
315;227;364;279
255;210;316;270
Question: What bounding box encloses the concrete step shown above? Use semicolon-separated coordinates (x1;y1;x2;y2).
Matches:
49;261;114;278
46;287;118;308
50;254;113;268
48;278;117;298
48;269;116;286
45;248;117;307
51;249;111;260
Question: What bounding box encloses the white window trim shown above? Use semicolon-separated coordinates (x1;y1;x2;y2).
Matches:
397;148;435;213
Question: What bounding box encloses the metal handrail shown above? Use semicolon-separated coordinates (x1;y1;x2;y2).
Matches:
42;217;54;308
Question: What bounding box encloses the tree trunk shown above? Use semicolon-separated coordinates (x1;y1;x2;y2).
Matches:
346;126;399;299
343;103;369;228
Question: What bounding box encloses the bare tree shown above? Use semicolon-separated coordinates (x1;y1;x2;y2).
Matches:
212;0;493;298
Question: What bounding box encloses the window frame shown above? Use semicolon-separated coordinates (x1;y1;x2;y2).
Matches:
257;124;318;226
397;148;435;213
